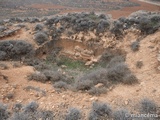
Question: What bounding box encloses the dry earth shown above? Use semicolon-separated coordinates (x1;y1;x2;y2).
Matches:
0;23;160;120
0;0;160;120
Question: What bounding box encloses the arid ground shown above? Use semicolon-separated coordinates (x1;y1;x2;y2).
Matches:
0;0;160;120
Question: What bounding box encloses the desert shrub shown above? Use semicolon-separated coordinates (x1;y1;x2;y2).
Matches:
12;103;23;112
98;14;107;19
38;110;54;120
4;93;14;99
24;86;46;96
12;102;54;120
111;21;123;39
34;24;44;31
11;112;30;120
122;73;138;84
65;108;81;120
113;109;131;120
88;87;107;96
131;41;140;52
99;49;126;66
0;51;6;60
43;70;65;83
106;56;125;68
136;61;143;69
97;19;110;33
13;62;22;68
74;79;94;91
34;32;49;45
138;16;159;34
89;102;112;120
0;63;9;70
23;58;41;66
24;101;39;113
140;99;157;114
0;103;9;120
78;68;108;85
107;63;131;83
74;68;110;91
53;81;68;90
34;62;52;71
28;72;48;83
0;40;34;60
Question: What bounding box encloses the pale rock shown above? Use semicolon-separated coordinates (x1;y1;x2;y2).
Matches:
94;83;104;88
85;61;93;66
90;97;98;101
125;100;129;105
75;52;81;57
61;65;67;69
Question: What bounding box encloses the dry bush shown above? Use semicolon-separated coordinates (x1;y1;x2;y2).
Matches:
88;102;112;120
34;32;49;45
113;109;131;120
53;81;68;90
130;41;140;52
0;40;34;60
65;108;81;120
28;72;47;83
140;99;158;114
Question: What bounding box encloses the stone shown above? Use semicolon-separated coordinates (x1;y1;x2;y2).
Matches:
125;100;129;105
61;65;67;69
94;83;104;88
90;97;98;101
85;61;93;66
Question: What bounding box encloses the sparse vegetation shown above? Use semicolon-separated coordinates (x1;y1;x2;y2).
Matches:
65;108;81;120
89;102;112;120
56;56;86;70
11;102;54;120
113;109;131;120
28;72;48;83
53;81;68;90
34;32;49;45
0;63;9;70
131;41;140;52
0;4;159;120
88;87;107;95
140;99;158;114
34;24;44;31
0;103;9;120
0;40;34;60
136;61;143;69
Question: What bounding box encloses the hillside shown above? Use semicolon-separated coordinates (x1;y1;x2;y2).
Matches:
0;9;160;120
